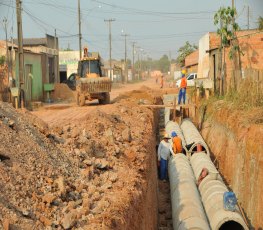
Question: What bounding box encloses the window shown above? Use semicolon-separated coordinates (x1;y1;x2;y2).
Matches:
187;74;194;80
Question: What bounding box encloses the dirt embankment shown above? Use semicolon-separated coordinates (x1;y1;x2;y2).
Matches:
200;101;263;229
0;87;159;229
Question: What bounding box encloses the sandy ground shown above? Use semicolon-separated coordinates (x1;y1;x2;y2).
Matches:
31;78;174;128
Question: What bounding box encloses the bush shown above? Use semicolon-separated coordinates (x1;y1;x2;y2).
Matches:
0;56;5;65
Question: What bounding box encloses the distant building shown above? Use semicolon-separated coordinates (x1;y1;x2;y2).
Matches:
185;50;199;74
198;29;263;92
59;50;79;82
15;34;59;84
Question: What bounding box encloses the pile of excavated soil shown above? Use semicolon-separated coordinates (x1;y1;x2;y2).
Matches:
50;99;158;229
0;102;79;229
52;83;76;102
0;87;158;229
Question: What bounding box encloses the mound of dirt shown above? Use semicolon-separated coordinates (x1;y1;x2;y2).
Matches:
52;83;76;101
0;88;158;229
0;102;79;229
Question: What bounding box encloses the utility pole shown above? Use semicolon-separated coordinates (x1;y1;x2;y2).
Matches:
132;42;136;81
121;34;129;83
16;0;24;92
247;5;250;30
78;0;82;59
54;29;58;83
104;19;115;80
169;50;172;78
3;18;8;66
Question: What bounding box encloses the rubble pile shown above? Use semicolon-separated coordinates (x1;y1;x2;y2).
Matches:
0;88;157;229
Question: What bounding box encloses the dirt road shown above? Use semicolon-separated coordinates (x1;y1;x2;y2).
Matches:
32;78;174;128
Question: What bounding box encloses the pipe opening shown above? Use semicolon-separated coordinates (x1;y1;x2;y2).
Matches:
219;221;245;230
189;144;208;156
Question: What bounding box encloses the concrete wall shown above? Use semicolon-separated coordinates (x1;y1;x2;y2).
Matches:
197;33;210;79
15;52;43;101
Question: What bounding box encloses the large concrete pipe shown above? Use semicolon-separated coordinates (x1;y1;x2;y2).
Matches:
190;152;222;182
165;121;188;154
180;118;210;155
198;179;248;230
168;154;210;230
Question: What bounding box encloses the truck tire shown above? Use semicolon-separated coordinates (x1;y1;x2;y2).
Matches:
79;94;85;106
99;93;110;105
103;92;110;104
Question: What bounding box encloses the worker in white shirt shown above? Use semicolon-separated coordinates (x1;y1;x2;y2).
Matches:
158;133;171;181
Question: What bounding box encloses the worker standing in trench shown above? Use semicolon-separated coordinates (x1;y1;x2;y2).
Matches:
178;69;187;104
170;131;183;154
157;133;171;181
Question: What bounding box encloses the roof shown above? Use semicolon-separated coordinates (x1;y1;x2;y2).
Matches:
14;38;47;46
185;50;199;67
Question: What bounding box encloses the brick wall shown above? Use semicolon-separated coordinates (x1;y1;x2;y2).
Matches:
206;30;263;89
185;50;199;67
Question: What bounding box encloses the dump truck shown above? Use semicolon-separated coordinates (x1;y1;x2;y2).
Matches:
76;50;112;106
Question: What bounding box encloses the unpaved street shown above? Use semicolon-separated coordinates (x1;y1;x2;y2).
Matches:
32;78;174;128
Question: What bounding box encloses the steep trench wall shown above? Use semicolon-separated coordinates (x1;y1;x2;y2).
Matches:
200;103;263;229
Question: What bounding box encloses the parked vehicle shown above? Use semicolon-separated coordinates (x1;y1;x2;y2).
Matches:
63;73;77;90
176;73;197;88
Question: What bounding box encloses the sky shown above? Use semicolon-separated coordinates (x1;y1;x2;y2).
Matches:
0;0;262;61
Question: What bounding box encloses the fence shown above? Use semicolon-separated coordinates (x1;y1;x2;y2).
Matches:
229;68;263;106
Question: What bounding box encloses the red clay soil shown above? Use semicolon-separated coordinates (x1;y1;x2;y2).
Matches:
0;84;161;229
200;101;263;229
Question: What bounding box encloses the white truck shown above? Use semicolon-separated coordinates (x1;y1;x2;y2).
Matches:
176;73;197;88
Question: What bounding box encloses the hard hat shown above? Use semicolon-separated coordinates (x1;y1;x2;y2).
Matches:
171;131;177;137
163;133;171;139
181;69;186;75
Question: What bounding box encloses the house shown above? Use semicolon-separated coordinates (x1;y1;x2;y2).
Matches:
198;30;263;92
0;34;59;105
185;50;199;74
16;34;59;84
59;50;79;82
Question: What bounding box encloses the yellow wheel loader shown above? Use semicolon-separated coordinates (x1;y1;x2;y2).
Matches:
76;51;112;106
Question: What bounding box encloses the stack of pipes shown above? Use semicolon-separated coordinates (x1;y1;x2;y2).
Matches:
168;154;210;230
166;118;248;230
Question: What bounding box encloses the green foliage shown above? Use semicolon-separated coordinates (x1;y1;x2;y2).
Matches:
175;41;198;66
0;55;5;65
214;6;241;60
134;54;170;73
258;16;263;30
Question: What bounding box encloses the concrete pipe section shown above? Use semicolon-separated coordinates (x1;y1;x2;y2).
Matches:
190;151;222;182
180;118;210;156
198;179;248;230
168;154;210;230
165;121;188;154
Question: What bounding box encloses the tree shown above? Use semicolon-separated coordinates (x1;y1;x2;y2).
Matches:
258;16;263;30
214;6;240;60
214;6;241;95
158;54;170;73
176;41;198;67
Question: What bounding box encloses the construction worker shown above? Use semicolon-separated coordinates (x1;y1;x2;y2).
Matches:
171;131;183;154
157;133;171;181
178;70;187;104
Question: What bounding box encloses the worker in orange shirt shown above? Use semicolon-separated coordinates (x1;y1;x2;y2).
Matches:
178;70;187;104
171;131;183;154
